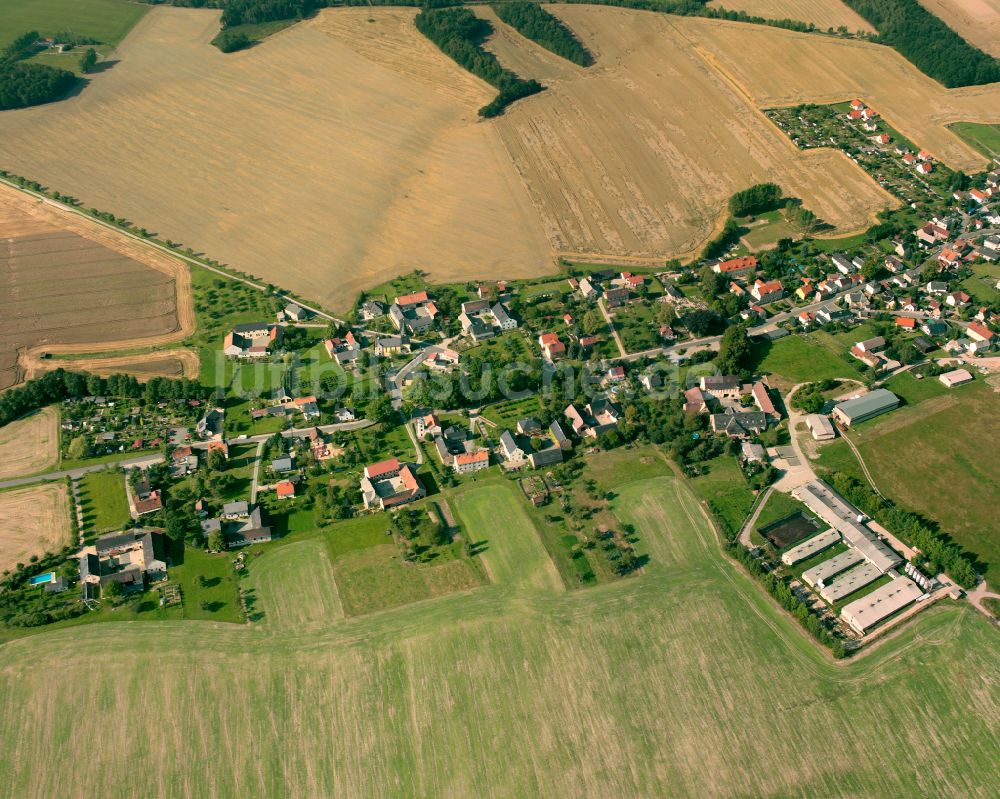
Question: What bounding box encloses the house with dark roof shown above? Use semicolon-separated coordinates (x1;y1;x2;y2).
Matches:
710;409;769;439
79;528;168;598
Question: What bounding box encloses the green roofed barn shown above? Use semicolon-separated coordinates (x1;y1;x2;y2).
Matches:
832;389;900;428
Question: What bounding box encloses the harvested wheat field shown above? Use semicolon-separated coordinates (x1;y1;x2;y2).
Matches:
673;14;1000;171
918;0;1000;57
0;184;193;390
22;349;199;383
0;483;71;574
707;0;876;32
0;407;58;480
489;6;894;261
0;7;553;314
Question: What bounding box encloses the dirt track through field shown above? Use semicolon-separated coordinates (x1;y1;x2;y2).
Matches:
22;349;200;382
0;183;194;390
0;483;71;574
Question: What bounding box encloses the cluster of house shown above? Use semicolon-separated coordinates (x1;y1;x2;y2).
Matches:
563;399;623;439
458;298;517;342
415;413;491;474
569;269;645;309
170;439;228;476
847;99;934;175
60;397;179;456
915;216;999;267
498;418;572;470
681;376;780;439
717;256;785;305
201;501;273;548
953;167;1000;212
360;458;426;511
250;395;322;424
223;322;283;359
78;527;168;599
389;291;438;335
787;479;929;636
323;330;362;366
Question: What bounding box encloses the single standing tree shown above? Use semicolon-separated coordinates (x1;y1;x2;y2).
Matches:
79;47;97;74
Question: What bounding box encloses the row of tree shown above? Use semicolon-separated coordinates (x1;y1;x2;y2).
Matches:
827;472;979;588
414;7;543;118
0;369;210;429
493;2;593;66
843;0;1000;87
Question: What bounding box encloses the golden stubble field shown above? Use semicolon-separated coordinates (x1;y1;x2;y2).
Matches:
0;407;58;480
488;6;895;262
0;483;71;574
675;14;1000;170
918;0;1000;57
0;183;194;390
706;0;876;32
0;8;555;314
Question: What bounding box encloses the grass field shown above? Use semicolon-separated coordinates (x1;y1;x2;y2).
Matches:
838;381;1000;580
0;7;554;313
706;0;876;32
918;0;1000;58
687;454;756;539
76;469;130;535
960;262;1000;304
0;408;59;480
0;483;71;574
0;468;997;796
0;0;148;50
948;121;1000;158
750;333;862;388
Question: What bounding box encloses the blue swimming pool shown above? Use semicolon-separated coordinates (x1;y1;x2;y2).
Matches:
29;572;55;586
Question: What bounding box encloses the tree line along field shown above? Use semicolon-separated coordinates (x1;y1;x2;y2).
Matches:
0;182;194;391
706;0;877;32
0;7;555;314
0;468;997;797
907;0;1000;58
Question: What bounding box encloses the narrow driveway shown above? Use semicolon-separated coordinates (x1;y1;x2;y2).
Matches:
738;485;772;548
249;439;266;503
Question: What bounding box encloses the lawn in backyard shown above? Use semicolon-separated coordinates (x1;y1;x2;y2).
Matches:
750;333;862;388
687;454;755;540
76;468;129;536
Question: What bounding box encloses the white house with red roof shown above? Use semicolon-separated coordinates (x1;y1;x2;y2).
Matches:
538;333;566;361
750;278;784;304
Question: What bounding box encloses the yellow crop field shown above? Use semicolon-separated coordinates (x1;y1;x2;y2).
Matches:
0;408;59;480
918;0;1000;57
0;8;554;313
706;0;876;32
0;483;71;574
490;6;894;262
674;14;1000;171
